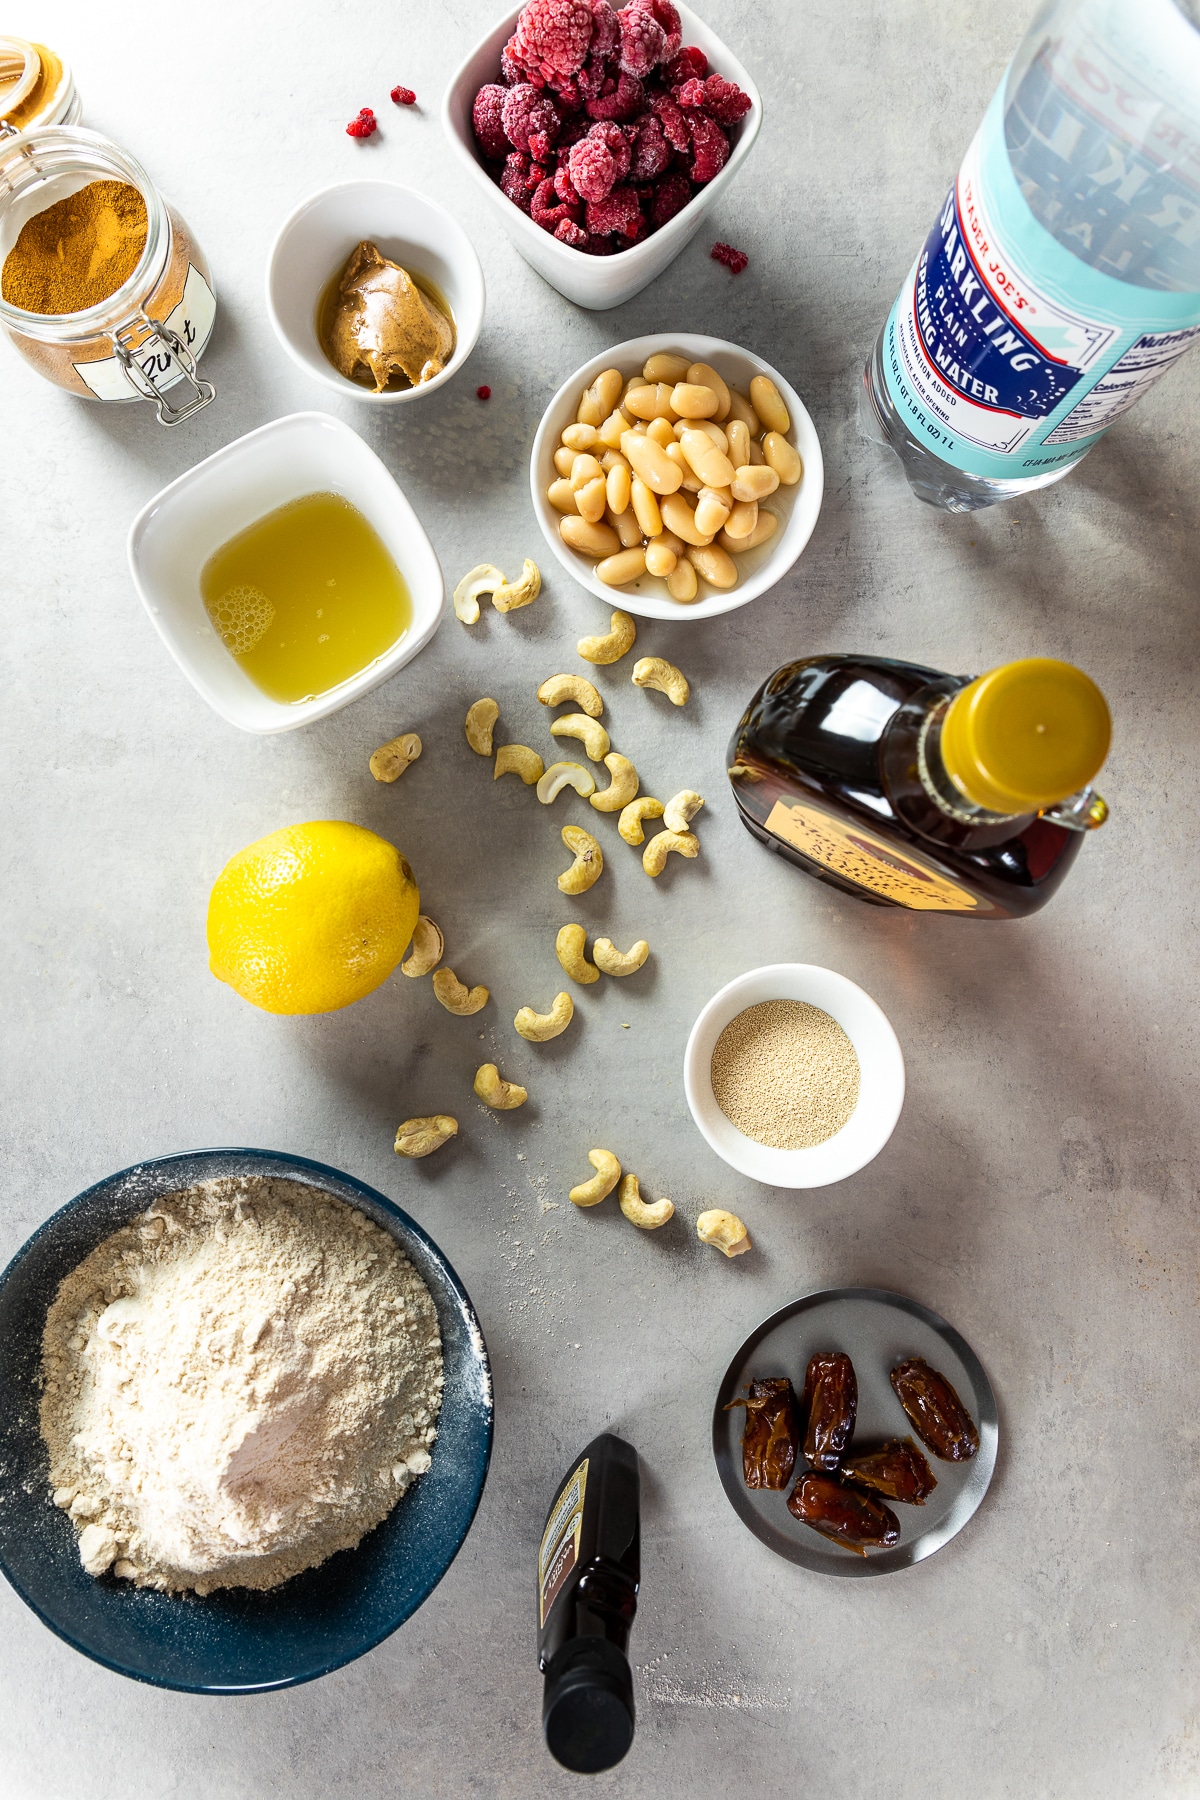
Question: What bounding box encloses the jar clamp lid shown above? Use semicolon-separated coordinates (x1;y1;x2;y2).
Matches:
940;658;1111;816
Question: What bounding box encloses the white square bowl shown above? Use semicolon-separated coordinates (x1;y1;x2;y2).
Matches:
684;965;906;1190
531;334;824;620
127;412;445;734
442;2;762;311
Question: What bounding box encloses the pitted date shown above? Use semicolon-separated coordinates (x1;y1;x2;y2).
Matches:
890;1358;979;1462
786;1471;900;1555
842;1438;937;1504
800;1351;857;1471
726;1378;799;1489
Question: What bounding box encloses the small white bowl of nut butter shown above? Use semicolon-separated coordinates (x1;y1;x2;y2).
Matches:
266;180;485;403
530;333;823;622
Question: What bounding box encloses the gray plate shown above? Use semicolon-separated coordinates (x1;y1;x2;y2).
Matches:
712;1287;998;1576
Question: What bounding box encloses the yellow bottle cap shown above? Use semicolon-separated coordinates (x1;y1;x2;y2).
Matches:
941;659;1111;816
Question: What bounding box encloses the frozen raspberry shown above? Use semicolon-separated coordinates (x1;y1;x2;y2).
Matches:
699;73;753;125
556;113;590;149
531;175;583;233
616;4;665;76
548;75;584;109
553;159;580;204
648;90;690;151
648;170;691;225
345;107;377;138
663;44;706;84
477;385;492;399
502;83;562;160
513;0;595;84
589;121;631;180
555;217;589;248
391;85;416;105
585;183;643;236
587;0;620;59
673;77;705;107
586;69;643;120
685;107;728;183
568;131;617;201
500;37;524;84
631;0;681;58
711;240;749;273
628;112;671;180
527;160;548;187
499;150;534;211
472;84;509;159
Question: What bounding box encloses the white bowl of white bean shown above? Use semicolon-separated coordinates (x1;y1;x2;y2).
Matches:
683;964;905;1190
530;334;823;621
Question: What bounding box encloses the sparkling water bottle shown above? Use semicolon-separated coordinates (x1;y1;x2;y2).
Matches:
862;0;1200;510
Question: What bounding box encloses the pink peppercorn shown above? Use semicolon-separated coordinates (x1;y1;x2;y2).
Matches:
477;385;492;400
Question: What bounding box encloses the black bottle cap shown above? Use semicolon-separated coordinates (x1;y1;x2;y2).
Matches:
542;1638;634;1774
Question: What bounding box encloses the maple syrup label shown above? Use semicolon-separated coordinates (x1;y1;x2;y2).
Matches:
539;1456;588;1628
765;799;991;913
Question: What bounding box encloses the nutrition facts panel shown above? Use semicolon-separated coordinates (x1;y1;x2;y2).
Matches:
1044;322;1200;443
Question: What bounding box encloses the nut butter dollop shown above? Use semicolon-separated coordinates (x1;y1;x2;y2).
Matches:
321;241;454;391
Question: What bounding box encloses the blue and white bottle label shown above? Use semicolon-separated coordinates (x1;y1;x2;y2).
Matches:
881;84;1200;480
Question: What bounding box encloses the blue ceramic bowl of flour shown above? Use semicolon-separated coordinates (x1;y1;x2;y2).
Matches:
0;1149;493;1693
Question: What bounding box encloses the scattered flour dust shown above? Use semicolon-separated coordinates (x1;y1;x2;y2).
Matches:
39;1176;443;1595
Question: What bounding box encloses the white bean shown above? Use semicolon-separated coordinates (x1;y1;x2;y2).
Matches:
763;431;803;485
621;431;683;495
631;477;663;537
597;547;647;587
730;463;780;502
645;539;677;576
749;374;790;435
687;362;731;420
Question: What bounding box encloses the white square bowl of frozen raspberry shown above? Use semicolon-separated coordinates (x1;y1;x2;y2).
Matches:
442;1;762;310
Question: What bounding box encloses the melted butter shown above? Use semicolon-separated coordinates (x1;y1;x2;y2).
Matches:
201;492;412;704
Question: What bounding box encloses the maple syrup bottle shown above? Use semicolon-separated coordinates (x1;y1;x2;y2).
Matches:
537;1433;639;1774
727;656;1110;918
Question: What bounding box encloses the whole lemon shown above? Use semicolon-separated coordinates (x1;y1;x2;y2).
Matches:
207;821;419;1015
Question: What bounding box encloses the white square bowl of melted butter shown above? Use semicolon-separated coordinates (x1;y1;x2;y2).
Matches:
127;411;445;733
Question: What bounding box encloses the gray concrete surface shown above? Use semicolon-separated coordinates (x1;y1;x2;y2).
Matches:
4;2;1199;1795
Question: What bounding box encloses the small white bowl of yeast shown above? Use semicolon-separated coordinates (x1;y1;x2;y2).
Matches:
684;964;905;1190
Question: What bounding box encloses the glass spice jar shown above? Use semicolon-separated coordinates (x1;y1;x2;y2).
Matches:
0;126;215;424
0;37;81;136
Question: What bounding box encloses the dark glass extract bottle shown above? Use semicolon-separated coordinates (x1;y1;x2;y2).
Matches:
727;655;1111;919
537;1433;640;1775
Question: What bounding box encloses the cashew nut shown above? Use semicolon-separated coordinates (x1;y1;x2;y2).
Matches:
589;753;639;813
401;914;444;977
556;923;599;985
465;699;499;756
432;968;489;1015
494;743;544;784
632;657;689;707
618;796;665;846
538;673;604;718
537;761;597;804
696;1208;752;1257
593;936;649;977
453;563;505;625
559;825;603;894
577;609;637;666
663;789;705;833
474;1063;528;1109
642;829;699;875
619;1173;674;1230
394;1115;459;1158
550;712;611;762
491;557;542;613
514;991;574;1041
569;1148;622;1207
369;732;422;782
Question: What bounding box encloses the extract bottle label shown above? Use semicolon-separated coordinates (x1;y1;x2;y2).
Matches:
538;1455;588;1628
764;799;990;913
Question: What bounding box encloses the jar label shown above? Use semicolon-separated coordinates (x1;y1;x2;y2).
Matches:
764;799;990;913
539;1455;588;1628
880;81;1200;479
73;263;215;402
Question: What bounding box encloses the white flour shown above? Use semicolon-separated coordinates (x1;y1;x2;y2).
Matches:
39;1176;443;1594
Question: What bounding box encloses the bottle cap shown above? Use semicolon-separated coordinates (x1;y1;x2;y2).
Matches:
543;1638;634;1774
940;658;1110;816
